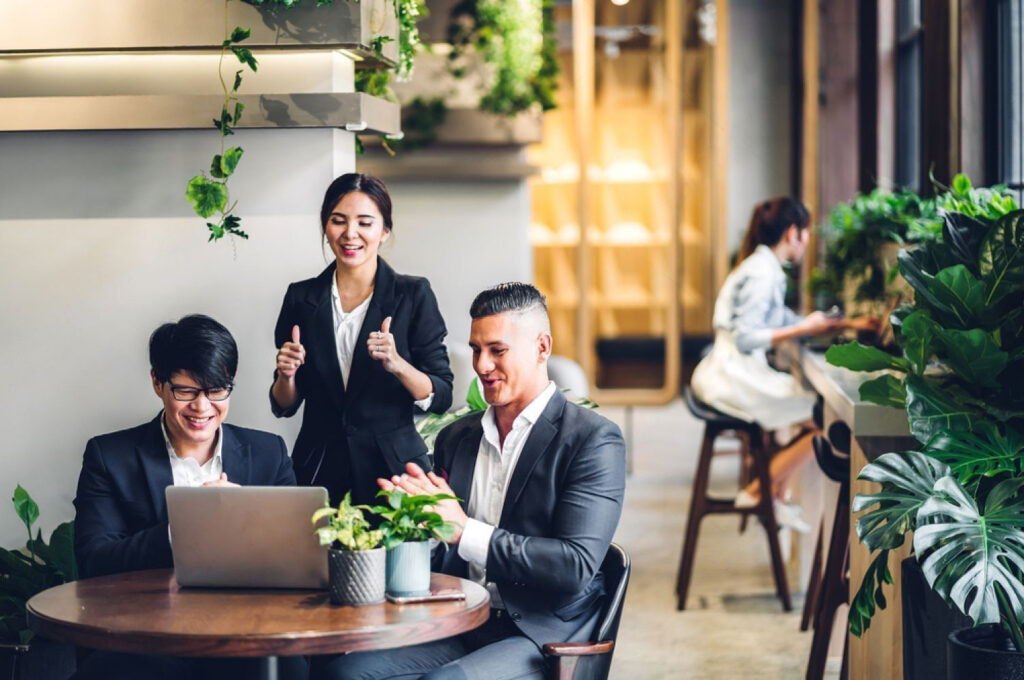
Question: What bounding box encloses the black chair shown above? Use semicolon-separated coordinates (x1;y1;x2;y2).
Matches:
676;388;792;611
543;543;631;680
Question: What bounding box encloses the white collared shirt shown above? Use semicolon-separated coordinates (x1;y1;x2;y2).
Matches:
160;414;224;487
330;275;433;409
457;381;558;607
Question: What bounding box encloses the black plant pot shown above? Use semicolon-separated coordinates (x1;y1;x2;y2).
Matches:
902;557;972;680
948;624;1024;680
0;640;76;680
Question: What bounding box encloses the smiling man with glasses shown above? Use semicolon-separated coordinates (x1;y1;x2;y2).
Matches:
69;315;303;680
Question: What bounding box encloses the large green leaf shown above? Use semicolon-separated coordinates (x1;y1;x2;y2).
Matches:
929;266;987;329
12;486;38;537
858;374;906;409
825;342;910;373
900;310;937;374
465;377;488;411
46;522;76;581
927;422;1024;489
914;476;1024;625
186;176;227;219
933;327;1009;387
853;450;950;552
849;550;893;637
979;211;1024;306
904;374;984;445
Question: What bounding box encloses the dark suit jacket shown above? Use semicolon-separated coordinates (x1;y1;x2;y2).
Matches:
73;416;297;579
270;258;453;498
432;390;626;646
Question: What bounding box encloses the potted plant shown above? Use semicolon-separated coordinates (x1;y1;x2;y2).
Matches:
0;486;77;680
369;489;458;597
312;492;386;606
824;181;1023;678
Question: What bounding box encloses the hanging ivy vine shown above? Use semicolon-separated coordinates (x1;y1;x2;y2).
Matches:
186;0;423;242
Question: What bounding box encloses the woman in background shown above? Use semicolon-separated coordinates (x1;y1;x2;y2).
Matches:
270;173;453;506
691;197;876;530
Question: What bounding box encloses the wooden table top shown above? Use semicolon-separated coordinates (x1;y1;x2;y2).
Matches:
27;569;490;658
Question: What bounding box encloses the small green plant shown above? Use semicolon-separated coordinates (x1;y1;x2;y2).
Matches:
0;486;77;644
311;492;383;551
368;489;459;549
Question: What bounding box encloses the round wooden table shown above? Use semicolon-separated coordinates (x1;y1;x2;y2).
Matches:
27;569;489;679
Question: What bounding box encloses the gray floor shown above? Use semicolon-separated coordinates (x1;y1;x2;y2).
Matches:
599;399;841;680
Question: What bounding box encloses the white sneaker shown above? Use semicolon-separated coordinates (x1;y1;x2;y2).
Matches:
773;500;811;534
734;489;759;509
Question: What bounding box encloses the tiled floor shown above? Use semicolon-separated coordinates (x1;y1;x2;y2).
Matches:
598;399;841;680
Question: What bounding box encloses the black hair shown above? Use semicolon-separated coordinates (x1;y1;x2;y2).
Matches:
470;282;548;320
735;196;811;264
149;314;238;388
319;173;394;235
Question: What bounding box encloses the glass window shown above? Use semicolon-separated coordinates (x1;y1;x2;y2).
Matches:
896;0;923;191
993;0;1023;203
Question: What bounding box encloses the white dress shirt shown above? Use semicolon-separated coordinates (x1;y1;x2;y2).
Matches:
330;276;433;409
457;381;558;607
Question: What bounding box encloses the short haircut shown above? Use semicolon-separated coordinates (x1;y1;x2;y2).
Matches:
149;314;238;388
470;282;549;320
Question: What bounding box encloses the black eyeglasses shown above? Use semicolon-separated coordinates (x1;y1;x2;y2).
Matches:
167;383;233;402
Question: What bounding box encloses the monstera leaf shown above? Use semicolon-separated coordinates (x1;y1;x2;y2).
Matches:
853;450;951;552
905;374;985;445
914;476;1024;625
927;422;1024;490
979;210;1024;307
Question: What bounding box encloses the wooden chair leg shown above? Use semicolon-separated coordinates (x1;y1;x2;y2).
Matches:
676;427;717;610
751;435;791;611
801;520;825;631
805;484;850;680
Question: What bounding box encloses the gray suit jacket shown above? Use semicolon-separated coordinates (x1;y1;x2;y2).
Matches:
433;390;626;646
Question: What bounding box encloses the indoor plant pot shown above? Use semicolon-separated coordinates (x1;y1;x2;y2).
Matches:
948;624;1024;680
902;557;971;680
328;546;386;606
385;540;431;597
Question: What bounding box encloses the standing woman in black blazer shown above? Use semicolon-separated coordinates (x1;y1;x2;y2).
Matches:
270;173;454;505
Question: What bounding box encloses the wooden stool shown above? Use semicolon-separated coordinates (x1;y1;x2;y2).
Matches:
804;434;850;680
675;388;792;611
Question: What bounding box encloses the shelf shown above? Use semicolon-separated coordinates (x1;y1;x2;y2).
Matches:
0;92;400;134
0;0;399;66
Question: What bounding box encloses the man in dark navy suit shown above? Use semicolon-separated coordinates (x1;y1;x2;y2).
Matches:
314;283;626;680
71;314;302;680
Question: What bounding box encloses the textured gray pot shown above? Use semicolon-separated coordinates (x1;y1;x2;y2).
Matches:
948;624;1024;680
328;547;385;606
386;541;431;596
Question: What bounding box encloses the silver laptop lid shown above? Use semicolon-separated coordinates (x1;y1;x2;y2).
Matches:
167;486;329;589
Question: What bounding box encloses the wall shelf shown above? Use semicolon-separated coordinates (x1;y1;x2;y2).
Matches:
0;92;399;134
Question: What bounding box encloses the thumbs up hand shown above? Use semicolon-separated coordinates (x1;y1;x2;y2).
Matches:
277;324;306;380
368;316;402;374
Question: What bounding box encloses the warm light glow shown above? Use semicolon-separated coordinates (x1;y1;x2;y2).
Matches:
610;0;630;5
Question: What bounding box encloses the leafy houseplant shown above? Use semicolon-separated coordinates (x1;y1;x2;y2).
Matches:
312;493;386;606
369;489;458;596
823;175;1024;665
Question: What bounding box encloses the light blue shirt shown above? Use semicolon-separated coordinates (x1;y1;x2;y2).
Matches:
712;245;801;353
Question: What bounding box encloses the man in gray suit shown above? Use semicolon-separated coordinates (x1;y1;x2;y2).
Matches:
313;282;626;680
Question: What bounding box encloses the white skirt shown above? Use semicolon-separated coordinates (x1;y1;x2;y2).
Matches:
690;332;814;431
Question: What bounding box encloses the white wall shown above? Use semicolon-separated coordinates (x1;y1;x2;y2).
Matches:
727;0;795;254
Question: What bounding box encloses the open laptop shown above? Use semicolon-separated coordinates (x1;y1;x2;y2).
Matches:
167;486;329;589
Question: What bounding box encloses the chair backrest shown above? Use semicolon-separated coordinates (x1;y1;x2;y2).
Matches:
595;542;631;643
548;355;590;399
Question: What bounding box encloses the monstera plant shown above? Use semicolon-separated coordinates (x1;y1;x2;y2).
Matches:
824;176;1023;648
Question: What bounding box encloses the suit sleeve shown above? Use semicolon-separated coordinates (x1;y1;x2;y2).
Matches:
408;280;454;414
485;422;626;595
272;435;297;486
73;439;174;579
270;283;305;418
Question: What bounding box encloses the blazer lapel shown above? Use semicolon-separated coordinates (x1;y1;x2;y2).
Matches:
500;391;567;521
304;264;348;414
345;257;398;404
220;426;251;485
138;415;174;521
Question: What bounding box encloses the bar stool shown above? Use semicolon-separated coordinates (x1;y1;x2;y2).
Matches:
675;387;792;611
803;432;850;680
